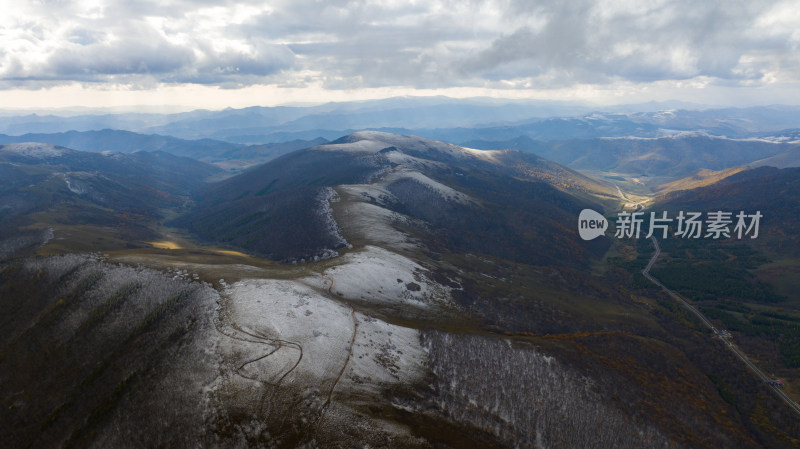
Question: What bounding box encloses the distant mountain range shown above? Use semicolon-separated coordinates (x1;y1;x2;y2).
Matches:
0;130;327;170
466;133;800;179
5;126;799;187
0;97;591;138
3;98;800;145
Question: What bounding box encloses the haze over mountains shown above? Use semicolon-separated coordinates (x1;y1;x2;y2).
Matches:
468;133;800;178
0;130;327;171
2;98;800;449
4;98;800;144
2;99;799;182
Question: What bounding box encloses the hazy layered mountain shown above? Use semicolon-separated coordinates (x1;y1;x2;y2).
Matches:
0;97;591;137
0;130;241;158
159;105;800;144
629;106;800;135
0;142;221;240
749;146;800;169
0;130;328;170
466;133;797;179
4;99;800;144
0;112;169;136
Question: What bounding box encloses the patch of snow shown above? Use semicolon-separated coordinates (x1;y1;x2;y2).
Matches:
338;200;420;251
338;183;397;207
382;149;444;168
315;245;452;309
602;131;788;144
342;313;427;392
738;136;792;144
599;131;714;141
459;146;504;162
386;169;477;205
321;131;502;163
317;187;350;255
220;278;426;394
760;135;797;143
0;142;67;158
335;184;426;250
41;227;54;246
584;113;610;120
63;175;87;195
223;279;354;383
650;110;677;122
314;139;388;154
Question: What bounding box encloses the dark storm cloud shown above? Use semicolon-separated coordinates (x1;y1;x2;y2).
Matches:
0;0;797;89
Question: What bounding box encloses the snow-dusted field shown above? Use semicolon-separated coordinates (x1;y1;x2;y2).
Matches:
312;246;452;310
384;169;477;205
316;131;503;163
221;279;354;385
313;138;388;154
214;274;428;441
337;200;416;249
0;142;67;158
334;183;424;251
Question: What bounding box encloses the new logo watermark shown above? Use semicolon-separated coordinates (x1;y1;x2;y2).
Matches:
578;209;762;241
578;209;608;241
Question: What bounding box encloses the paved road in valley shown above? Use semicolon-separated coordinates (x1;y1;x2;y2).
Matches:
642;235;800;415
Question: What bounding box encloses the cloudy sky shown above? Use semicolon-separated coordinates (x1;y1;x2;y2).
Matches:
1;0;799;110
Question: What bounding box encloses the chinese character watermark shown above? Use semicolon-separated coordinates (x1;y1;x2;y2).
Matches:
613;210;761;239
578;209;762;241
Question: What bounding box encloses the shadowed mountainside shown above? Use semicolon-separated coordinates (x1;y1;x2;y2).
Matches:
464;134;796;179
176;131;615;265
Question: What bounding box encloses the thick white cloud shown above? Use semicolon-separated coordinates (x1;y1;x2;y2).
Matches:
457;0;789;87
0;0;798;101
0;0;295;86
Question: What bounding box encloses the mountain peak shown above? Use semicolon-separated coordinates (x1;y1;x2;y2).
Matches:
318;130;505;163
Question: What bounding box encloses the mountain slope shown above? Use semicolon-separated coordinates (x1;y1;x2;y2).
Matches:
0;130;328;170
466;133;795;179
657;166;800;252
654;167;750;193
8;102;800;144
2;133;799;449
0;143;221;242
177;131;614;265
0;130;241;158
749;146;800;169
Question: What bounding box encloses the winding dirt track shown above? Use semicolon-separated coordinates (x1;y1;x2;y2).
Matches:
214;273;361;435
213;292;305;422
320;274;359;409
